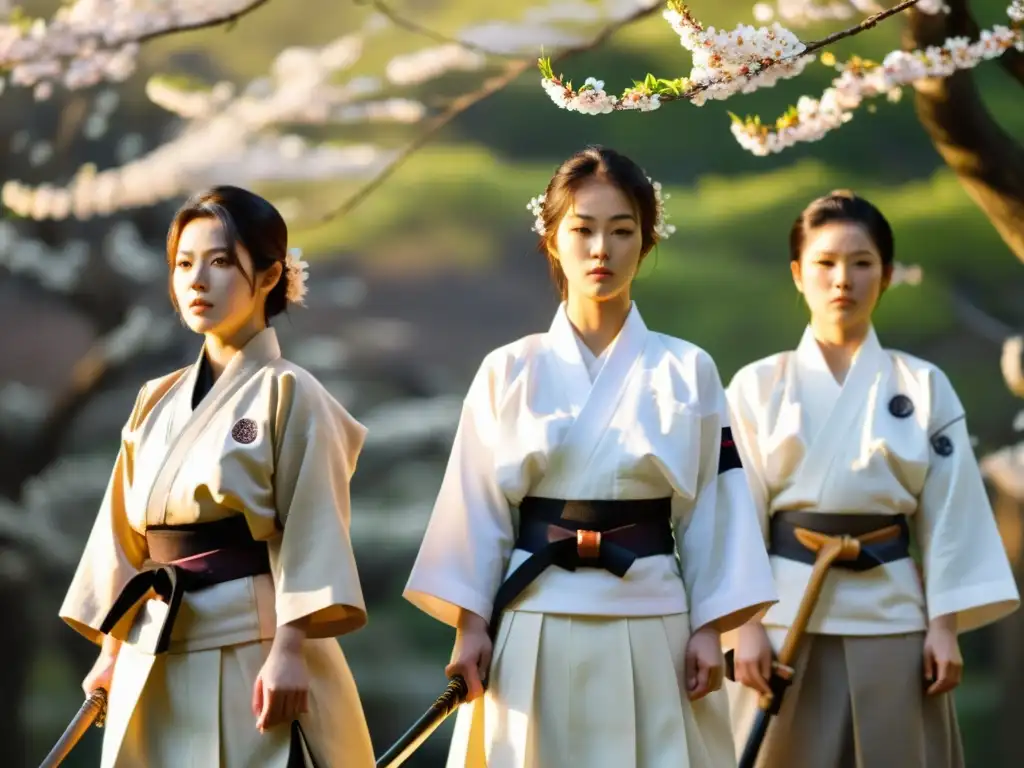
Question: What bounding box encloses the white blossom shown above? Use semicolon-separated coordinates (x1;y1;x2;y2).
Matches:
540;2;814;114
385;44;486;87
1;25;415;220
732;4;1022;155
0;0;267;95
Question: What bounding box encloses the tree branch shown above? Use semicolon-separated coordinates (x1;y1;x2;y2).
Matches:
354;0;518;57
127;0;273;45
1;0;272;64
905;2;1024;263
315;2;664;224
796;0;923;57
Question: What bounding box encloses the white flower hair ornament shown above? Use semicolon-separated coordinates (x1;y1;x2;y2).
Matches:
284;247;310;306
527;176;676;241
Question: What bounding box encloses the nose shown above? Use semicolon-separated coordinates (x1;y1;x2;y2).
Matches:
833;262;852;289
190;264;209;292
589;233;609;260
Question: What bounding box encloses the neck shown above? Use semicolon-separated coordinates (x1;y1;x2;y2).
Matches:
809;318;871;384
203;324;264;380
564;291;632;357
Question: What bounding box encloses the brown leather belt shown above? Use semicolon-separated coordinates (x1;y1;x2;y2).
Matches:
99;516;270;654
487;496;674;637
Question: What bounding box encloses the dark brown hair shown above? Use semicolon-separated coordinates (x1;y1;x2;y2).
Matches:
537;146;661;299
166;185;290;321
789;189;894;265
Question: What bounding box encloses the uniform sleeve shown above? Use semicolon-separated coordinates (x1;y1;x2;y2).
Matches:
59;385;150;645
725;371;771;544
403;357;514;629
678;355;778;634
915;370;1020;633
269;374;369;639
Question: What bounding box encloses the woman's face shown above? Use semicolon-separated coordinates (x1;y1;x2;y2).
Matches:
792;221;889;333
172;217;279;342
551;178;645;304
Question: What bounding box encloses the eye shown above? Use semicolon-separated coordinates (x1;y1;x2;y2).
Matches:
212;256;230;266
571;227;592;235
176;259;191;269
613;228;635;236
816;259;834;267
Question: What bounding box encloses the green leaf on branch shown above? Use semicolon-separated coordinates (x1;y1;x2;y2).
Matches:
537;57;555;81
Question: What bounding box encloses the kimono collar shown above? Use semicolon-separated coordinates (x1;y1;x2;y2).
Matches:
174;327;282;431
548;300;647;366
547;300;648;406
795;324;884;388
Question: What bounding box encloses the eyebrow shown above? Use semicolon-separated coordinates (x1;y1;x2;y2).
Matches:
177;247;230;257
816;249;876;257
569;213;637;223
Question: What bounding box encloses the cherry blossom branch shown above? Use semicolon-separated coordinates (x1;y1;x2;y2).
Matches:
0;0;272;96
314;1;665;224
539;0;922;113
355;0;519;57
729;1;1022;157
1;24;428;220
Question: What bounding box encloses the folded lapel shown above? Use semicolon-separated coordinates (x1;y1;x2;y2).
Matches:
794;325;886;500
144;328;282;526
548;302;649;495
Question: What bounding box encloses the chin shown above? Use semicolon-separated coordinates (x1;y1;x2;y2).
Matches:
588;284;628;301
182;315;218;335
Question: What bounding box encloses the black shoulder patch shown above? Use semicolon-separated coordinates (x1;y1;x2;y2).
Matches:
931;434;954;457
888;394;914;419
719;427;743;474
929;414;965;459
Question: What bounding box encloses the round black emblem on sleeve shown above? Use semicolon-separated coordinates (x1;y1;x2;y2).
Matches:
888;394;914;419
231;418;258;444
931;434;954;457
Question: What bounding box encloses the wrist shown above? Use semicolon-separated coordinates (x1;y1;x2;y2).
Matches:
100;634;122;658
695;623;722;638
928;613;957;634
457;609;489;635
273;620;308;654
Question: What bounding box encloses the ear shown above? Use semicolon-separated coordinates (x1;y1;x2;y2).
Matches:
261;261;283;294
789;259;803;293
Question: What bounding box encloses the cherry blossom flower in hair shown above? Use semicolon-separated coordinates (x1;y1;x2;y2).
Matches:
284;247;309;306
527;176;676;240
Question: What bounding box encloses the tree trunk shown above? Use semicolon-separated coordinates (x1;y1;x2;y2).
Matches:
991;486;1024;766
904;3;1024;263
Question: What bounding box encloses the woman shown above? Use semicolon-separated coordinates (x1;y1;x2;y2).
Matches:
59;186;375;767
724;190;1020;767
403;146;778;768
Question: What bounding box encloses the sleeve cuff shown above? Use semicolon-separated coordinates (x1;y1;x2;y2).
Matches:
927;581;1021;634
276;588;368;638
688;586;779;635
403;579;495;629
